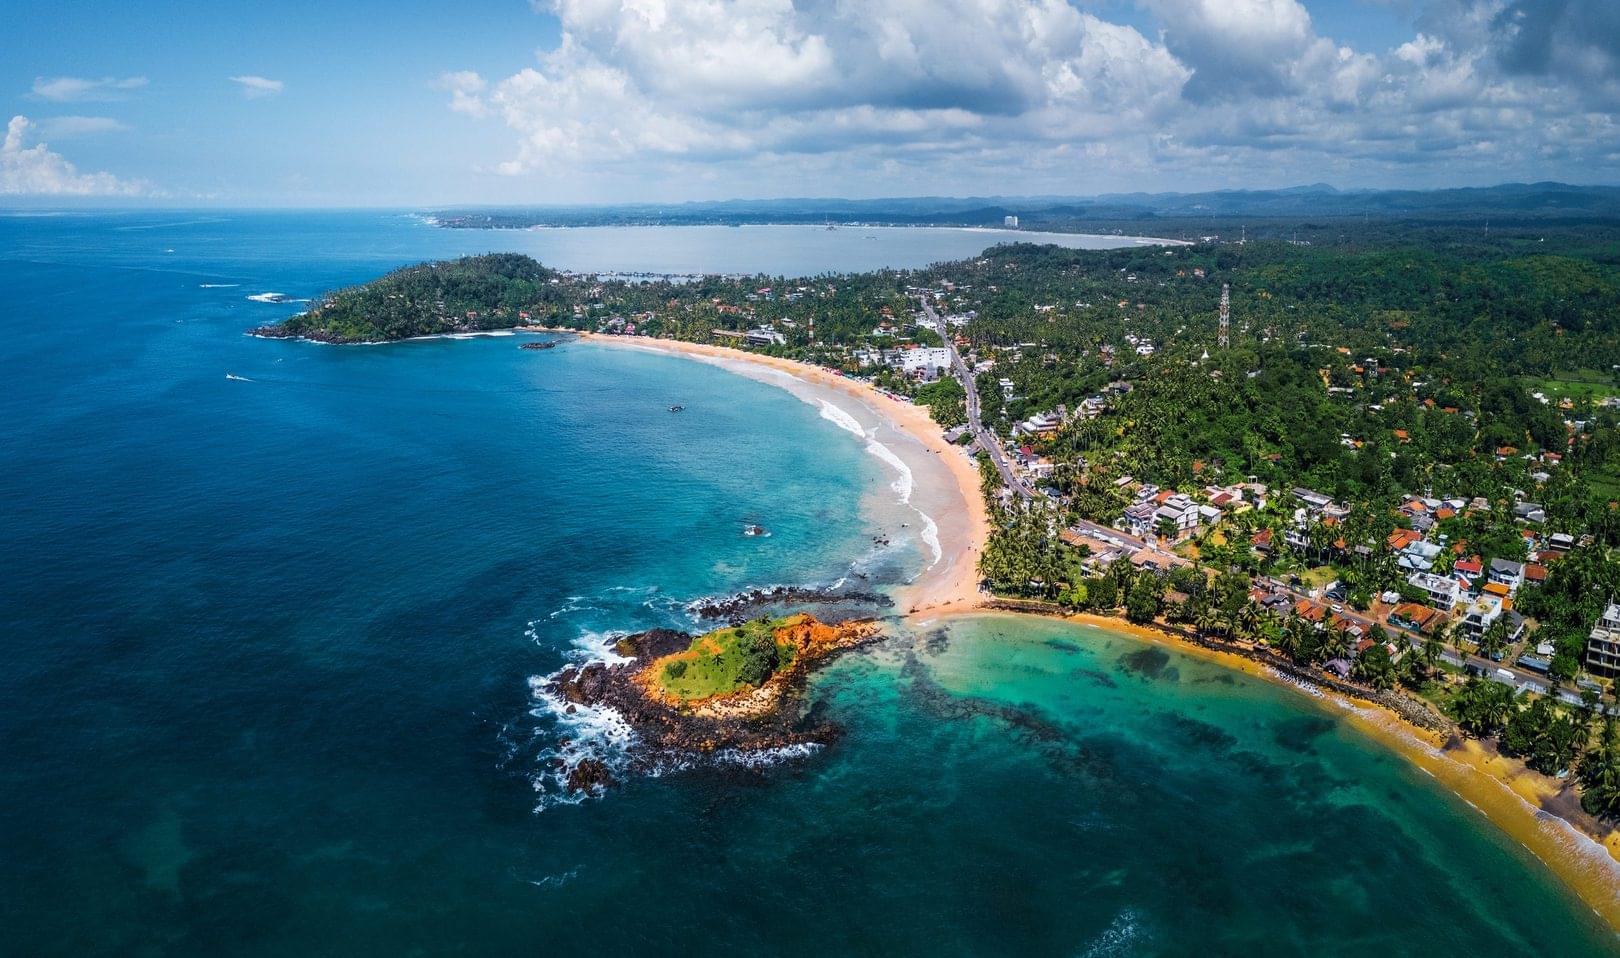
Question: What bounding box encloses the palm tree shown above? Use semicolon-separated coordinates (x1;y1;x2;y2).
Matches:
1419;632;1444;680
1454;678;1515;736
1580;717;1620;819
1236;601;1263;642
1478;617;1511;660
1319;623;1351;662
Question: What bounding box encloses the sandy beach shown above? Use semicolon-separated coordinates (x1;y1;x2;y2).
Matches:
980;608;1620;931
573;332;992;617
569;330;1620;933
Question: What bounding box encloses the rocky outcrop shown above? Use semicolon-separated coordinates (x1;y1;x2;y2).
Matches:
688;585;893;623
545;617;880;791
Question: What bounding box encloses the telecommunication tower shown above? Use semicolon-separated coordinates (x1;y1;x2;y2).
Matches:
1218;283;1230;349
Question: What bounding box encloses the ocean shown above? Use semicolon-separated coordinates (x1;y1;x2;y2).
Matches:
1;211;1614;955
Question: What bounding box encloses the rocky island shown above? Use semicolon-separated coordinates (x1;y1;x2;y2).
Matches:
547;613;880;791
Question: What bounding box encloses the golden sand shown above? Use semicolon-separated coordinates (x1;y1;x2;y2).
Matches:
575;332;992;617
564;330;1620;930
948;608;1620;930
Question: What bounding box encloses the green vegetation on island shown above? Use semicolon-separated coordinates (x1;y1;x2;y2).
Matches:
651;616;800;702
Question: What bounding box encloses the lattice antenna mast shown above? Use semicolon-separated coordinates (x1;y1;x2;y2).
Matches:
1218;283;1230;349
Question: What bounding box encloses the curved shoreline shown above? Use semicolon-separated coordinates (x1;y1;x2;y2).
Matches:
945;608;1620;933
572;332;991;618
265;325;1619;931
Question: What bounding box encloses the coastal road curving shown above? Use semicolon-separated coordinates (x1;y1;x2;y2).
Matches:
919;295;1034;502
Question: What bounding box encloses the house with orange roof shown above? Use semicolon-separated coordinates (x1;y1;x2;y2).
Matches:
1293;599;1328;624
1386;529;1423;551
1389;603;1443;633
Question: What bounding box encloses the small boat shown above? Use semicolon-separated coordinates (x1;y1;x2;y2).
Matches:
669;405;684;412
743;523;768;537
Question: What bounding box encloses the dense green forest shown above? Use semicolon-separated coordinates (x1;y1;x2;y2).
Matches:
254;253;568;343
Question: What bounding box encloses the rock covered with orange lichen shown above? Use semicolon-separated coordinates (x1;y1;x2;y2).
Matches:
545;615;881;789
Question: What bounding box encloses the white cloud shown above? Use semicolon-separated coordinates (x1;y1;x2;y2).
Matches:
1;115;146;196
31;76;148;102
436;0;1620;194
38;116;131;139
435;71;490;118
229;75;285;98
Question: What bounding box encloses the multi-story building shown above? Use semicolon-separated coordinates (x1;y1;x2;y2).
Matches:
1586;602;1620;677
1408;572;1460;611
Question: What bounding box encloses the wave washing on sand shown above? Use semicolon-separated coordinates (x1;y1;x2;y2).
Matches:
816;399;942;568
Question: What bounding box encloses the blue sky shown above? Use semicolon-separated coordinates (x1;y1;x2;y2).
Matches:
3;0;1616;205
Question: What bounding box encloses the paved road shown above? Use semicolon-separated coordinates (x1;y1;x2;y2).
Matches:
925;287;1592;705
919;296;1034;501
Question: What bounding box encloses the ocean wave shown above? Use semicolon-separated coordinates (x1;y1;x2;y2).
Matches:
1078;909;1145;957
1265;666;1326;699
863;436;914;503
523;867;579;890
814;399;944;569
917;509;942;568
710;742;823;768
525;672;637;811
816;398;866;438
198;283;239;288
568;629;634;666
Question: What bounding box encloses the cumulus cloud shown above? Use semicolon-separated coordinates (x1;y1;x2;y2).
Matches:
435;71;490;118
438;0;1620;192
31;76;148;102
229;75;284;98
1;115;146;196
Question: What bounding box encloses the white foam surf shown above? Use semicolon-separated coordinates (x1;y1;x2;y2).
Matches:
816;398;866;438
711;742;823;768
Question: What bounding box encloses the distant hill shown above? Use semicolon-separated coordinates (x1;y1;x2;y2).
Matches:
251;253;566;343
430;183;1620;232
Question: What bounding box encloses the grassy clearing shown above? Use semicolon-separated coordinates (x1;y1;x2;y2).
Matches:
1297;566;1339;591
653;617;799;701
1523;370;1620;403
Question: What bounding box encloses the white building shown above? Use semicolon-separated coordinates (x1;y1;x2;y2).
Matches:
883;346;952;379
1004;215;1019;228
1587;602;1620;676
1407;571;1460;610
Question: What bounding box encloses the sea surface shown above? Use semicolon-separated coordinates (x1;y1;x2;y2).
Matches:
1;212;1615;955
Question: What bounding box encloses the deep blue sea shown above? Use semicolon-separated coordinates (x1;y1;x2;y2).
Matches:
1;211;1615;955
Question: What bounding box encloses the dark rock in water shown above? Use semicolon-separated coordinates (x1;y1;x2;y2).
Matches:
1118;647;1174;680
566;758;615;793
543;620;878;771
690;585;893;623
520;339;560;350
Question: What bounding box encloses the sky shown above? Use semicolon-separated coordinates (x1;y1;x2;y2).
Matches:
2;0;1617;206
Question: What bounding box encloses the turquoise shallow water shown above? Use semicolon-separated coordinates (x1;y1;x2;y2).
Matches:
1;212;1615;955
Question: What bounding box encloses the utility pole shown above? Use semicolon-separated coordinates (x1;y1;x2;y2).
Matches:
1218;283;1230;349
